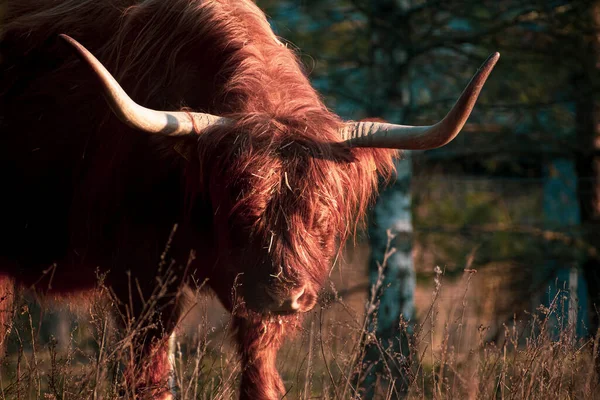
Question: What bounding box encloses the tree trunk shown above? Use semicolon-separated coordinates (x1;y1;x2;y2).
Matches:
361;155;415;399
360;1;414;397
543;158;585;337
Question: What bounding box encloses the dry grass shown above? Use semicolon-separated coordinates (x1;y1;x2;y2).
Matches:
0;241;598;400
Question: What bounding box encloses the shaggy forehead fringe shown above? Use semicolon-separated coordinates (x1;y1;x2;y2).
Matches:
3;0;397;247
198;117;397;277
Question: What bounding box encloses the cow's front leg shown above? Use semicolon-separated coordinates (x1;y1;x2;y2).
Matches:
127;332;175;400
235;316;289;400
112;275;183;400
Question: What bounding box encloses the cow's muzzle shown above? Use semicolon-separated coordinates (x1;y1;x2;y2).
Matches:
244;284;317;315
267;286;316;314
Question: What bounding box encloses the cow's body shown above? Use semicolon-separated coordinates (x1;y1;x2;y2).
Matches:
0;1;395;398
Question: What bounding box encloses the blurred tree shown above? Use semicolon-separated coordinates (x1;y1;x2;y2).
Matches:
490;0;600;363
362;156;414;398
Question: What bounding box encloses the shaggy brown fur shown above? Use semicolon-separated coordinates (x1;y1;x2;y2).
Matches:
0;0;396;398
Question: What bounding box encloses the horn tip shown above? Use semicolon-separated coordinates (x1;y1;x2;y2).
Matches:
487;52;500;66
477;52;500;77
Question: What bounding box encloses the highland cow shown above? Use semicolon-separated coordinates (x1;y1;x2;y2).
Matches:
0;0;498;398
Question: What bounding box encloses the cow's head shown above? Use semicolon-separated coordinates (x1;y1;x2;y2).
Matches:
195;114;393;315
60;35;498;315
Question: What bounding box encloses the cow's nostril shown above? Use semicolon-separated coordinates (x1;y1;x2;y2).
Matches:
270;286;308;313
287;287;305;310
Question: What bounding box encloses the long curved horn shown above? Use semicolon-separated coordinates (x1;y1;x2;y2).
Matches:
59;34;229;135
340;52;500;149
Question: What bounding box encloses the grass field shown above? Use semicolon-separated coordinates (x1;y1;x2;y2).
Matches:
0;240;597;400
